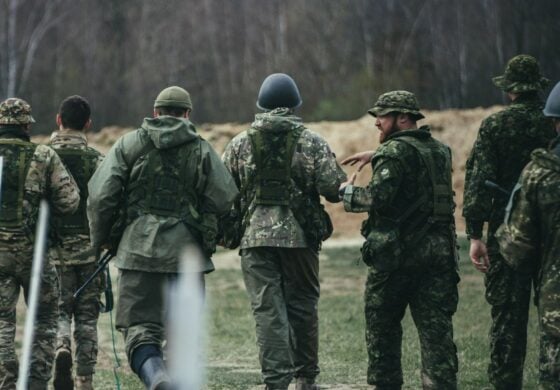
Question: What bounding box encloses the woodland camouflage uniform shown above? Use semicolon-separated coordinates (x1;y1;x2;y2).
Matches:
0;98;80;390
48;128;104;381
497;142;560;389
463;54;555;389
342;91;459;389
223;104;346;389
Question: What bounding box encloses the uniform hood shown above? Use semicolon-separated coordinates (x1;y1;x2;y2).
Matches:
141;116;199;149
531;147;560;173
251;107;303;133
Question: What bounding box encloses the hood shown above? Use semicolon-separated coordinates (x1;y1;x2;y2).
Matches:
387;125;432;142
141;116;199;149
531;147;560;173
251;107;303;133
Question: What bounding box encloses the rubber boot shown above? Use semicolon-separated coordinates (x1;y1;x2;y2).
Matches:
75;375;94;390
138;356;172;390
53;346;74;390
295;377;321;390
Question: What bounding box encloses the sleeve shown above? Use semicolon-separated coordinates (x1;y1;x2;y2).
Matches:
313;136;347;203
463;116;499;238
197;141;239;215
47;148;80;215
86;136;130;249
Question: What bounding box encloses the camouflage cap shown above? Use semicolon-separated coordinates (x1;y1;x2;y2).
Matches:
0;98;35;125
493;54;549;93
368;90;425;119
154;86;193;110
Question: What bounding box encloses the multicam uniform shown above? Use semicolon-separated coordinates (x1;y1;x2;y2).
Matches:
497;143;560;389
223;107;346;389
343;124;459;389
462;55;554;389
48;129;103;378
0;99;79;390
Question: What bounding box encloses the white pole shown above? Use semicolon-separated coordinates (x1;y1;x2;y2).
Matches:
0;156;4;204
17;200;49;390
168;245;206;390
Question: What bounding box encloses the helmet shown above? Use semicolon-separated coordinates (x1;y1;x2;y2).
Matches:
256;73;302;110
154;86;193;110
543;81;560;118
492;54;549;93
368;90;425;119
0;98;35;125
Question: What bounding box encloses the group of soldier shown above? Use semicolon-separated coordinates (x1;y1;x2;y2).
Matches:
0;52;557;390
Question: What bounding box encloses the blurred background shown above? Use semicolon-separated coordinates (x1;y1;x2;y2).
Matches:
1;0;559;131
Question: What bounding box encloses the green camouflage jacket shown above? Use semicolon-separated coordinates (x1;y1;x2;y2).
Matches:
87;116;238;273
48;129;103;266
0;129;80;251
496;145;560;338
463;93;555;247
343;126;457;270
222;108;345;249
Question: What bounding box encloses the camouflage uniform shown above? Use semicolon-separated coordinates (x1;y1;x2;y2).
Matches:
462;55;554;389
497;143;560;390
48;129;104;378
0;98;80;389
342;91;459;389
87;109;238;367
223;107;346;389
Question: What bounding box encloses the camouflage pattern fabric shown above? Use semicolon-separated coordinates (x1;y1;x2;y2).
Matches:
492;54;550;94
0;98;35;125
222;108;346;249
240;247;320;390
55;262;103;376
367;90;425;119
462;92;555;389
497;146;560;388
343;126;459;388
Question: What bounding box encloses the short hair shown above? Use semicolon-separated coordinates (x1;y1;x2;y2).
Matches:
155;106;188;117
59;95;91;130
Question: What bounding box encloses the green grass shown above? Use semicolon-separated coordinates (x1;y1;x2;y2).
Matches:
17;238;539;389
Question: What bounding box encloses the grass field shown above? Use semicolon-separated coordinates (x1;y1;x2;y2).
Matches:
16;237;539;389
79;237;538;389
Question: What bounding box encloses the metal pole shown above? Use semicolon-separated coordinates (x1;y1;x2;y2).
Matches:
0;156;4;205
17;200;49;390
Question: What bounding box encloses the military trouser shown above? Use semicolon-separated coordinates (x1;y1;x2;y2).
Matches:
364;265;459;389
485;252;533;390
241;247;320;390
55;262;103;376
538;327;560;389
0;244;59;390
115;269;205;364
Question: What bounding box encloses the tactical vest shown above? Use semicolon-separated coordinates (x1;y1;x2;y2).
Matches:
394;135;454;228
248;125;304;205
0;139;38;228
126;137;202;226
55;147;99;234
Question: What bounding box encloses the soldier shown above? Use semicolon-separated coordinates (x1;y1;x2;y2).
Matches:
87;86;238;389
0;98;80;390
496;81;560;390
48;96;104;390
340;91;459;389
222;73;346;390
463;54;555;389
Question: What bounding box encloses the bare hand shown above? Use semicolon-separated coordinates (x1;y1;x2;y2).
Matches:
341;151;374;172
470;239;490;273
339;172;357;192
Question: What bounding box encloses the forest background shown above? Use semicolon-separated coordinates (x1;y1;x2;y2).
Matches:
1;0;559;130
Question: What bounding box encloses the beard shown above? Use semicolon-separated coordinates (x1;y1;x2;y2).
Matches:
378;124;399;144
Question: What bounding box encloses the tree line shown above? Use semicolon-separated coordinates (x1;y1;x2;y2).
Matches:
1;0;559;133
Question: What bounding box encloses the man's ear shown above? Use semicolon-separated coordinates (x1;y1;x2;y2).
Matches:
84;118;92;130
56;114;62;127
184;109;191;119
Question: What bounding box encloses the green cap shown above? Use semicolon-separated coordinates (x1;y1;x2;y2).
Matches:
0;98;35;125
154;86;193;110
492;54;549;93
368;90;425;119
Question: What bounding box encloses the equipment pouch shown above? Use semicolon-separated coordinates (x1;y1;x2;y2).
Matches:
361;226;402;272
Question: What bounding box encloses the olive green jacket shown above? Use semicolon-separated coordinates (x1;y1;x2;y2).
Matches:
87;116;238;273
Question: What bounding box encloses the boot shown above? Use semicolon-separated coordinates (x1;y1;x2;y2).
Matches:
53;346;74;390
295;377;321;390
138;356;172;390
75;375;94;390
